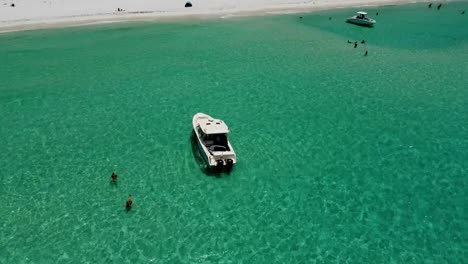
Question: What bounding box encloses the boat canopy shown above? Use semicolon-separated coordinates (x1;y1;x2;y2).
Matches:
357;11;367;15
199;119;229;135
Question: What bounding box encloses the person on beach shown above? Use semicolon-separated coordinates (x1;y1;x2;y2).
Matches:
126;195;133;209
111;172;118;182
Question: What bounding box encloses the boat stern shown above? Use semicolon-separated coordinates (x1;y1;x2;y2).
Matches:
208;152;236;172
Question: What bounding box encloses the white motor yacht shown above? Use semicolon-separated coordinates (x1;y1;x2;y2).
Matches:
347;11;376;27
192;113;236;172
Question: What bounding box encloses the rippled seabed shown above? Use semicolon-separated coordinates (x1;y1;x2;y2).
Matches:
0;2;467;263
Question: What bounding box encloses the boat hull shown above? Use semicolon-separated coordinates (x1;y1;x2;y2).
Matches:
346;17;376;27
194;130;210;165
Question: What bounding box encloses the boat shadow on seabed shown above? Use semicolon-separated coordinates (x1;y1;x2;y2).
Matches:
190;132;232;177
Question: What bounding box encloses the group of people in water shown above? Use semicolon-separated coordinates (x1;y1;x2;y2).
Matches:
299;3;466;58
111;172;133;210
347;39;368;56
428;2;465;14
428;3;443;10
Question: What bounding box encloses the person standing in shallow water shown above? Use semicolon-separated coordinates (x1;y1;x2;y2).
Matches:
126;195;133;209
111;172;118;182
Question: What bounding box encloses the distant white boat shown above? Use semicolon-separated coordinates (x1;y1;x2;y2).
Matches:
347;11;376;27
192;113;236;172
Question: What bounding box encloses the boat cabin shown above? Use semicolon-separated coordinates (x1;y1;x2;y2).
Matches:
197;119;231;152
356;11;367;19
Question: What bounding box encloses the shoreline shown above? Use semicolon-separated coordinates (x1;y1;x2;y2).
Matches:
0;0;434;33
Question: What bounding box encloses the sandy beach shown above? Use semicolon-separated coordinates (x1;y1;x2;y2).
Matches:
0;0;435;32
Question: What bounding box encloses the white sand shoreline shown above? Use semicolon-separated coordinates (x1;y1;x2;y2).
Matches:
0;0;434;33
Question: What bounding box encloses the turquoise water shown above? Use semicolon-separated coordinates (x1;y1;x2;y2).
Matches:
1;2;467;263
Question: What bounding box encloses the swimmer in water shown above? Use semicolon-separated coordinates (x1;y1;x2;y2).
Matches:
111;172;118;182
126;195;133;209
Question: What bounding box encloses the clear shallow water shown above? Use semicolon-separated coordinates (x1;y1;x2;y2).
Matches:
0;2;467;263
